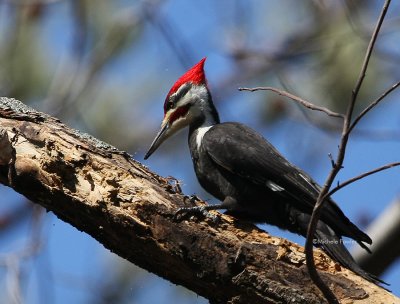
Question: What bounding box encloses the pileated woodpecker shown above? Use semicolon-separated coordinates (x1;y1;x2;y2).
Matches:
144;58;384;285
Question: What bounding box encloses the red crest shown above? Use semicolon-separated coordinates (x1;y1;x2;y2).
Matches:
168;58;207;96
164;58;207;113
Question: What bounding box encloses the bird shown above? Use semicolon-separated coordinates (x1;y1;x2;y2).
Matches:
144;57;385;285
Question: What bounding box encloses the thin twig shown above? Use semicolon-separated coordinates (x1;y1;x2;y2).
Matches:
304;1;391;303
349;81;400;134
328;162;400;198
239;86;344;119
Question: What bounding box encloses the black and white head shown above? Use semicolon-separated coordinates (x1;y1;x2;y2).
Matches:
144;58;219;159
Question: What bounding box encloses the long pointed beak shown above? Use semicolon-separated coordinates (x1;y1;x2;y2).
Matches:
144;122;170;159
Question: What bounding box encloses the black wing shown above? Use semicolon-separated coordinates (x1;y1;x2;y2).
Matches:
203;122;371;245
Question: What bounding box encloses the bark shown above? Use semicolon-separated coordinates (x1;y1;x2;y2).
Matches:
0;97;398;304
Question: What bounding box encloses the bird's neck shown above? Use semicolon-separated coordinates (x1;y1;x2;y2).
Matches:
188;93;219;152
189;92;220;133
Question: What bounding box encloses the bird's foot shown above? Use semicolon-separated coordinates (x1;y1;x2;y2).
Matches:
183;194;201;204
174;206;220;224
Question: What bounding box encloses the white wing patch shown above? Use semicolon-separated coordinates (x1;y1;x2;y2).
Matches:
299;173;315;189
267;180;284;192
196;126;212;149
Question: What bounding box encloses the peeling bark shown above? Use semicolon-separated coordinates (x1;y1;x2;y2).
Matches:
0;97;398;304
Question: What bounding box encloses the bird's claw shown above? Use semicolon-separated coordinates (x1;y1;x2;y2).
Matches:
174;206;208;219
174;206;220;224
183;194;201;204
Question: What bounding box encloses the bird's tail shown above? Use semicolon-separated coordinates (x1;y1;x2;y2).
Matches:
286;209;387;286
314;221;387;286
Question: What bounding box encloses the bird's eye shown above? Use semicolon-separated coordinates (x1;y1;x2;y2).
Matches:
164;98;173;113
164;83;191;113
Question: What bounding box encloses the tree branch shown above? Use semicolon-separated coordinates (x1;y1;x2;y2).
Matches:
349;81;400;134
352;198;400;276
238;86;344;119
1;97;398;303
328;162;400;198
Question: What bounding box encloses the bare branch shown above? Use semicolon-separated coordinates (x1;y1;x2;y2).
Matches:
328;162;400;198
349;81;400;134
348;3;391;121
239;86;344;119
305;1;392;303
352;198;400;276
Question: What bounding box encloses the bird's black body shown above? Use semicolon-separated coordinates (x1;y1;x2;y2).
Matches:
144;58;385;286
189;122;383;284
